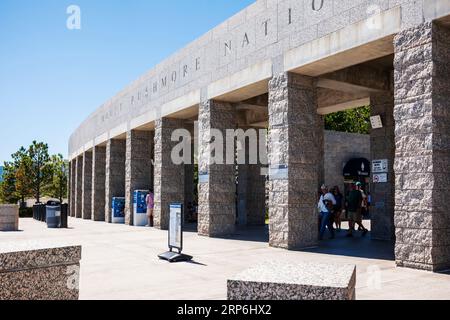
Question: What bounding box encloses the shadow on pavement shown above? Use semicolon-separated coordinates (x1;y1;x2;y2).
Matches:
303;230;395;261
187;260;208;267
184;221;395;261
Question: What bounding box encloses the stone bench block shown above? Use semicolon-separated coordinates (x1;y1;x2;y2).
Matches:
228;261;356;300
0;244;82;300
0;205;19;232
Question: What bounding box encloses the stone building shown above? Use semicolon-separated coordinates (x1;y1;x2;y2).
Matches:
68;0;450;272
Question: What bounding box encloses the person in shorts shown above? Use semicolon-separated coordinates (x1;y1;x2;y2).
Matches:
346;182;368;237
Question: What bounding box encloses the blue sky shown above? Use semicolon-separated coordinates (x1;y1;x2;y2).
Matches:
0;0;254;163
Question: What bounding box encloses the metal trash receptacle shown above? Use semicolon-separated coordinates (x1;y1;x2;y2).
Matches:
46;206;61;228
33;204;46;222
40;205;46;222
33;205;38;220
60;204;68;228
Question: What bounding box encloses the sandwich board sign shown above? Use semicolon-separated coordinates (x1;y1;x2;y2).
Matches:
169;203;183;250
158;203;192;263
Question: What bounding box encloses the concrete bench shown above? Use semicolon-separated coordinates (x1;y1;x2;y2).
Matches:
0;244;82;300
228;261;356;300
0;205;19;231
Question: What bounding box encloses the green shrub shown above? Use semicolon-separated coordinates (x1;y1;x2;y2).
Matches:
19;207;33;218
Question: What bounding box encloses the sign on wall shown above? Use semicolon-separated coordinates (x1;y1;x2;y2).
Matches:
269;165;289;180
372;159;389;173
373;173;388;184
198;172;209;184
370;115;384;129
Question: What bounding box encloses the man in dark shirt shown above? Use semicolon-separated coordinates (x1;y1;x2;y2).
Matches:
346;183;368;237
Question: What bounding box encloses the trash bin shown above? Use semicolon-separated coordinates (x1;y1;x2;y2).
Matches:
33;205;38;220
60;204;68;228
41;205;46;222
33;204;46;222
41;205;47;222
133;190;149;227
46;206;61;228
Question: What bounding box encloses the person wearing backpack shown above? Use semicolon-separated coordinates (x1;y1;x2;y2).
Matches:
317;185;336;240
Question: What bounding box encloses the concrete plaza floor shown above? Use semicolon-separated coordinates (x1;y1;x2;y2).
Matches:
1;218;450;300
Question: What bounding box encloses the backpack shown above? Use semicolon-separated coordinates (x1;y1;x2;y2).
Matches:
323;199;334;212
322;199;334;212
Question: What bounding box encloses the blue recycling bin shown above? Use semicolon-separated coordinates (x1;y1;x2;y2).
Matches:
112;197;125;224
133;190;149;226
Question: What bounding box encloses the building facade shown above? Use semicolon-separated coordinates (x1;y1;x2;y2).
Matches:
68;0;450;272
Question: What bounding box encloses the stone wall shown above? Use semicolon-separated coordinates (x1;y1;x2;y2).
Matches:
323;130;370;191
105;139;126;223
68;161;72;217
154;118;186;230
82;151;92;220
75;156;83;219
70;160;76;217
393;22;450;272
237;133;266;227
370;93;395;241
92;146;106;221
125;130;153;226
0;205;19;232
198;100;237;237
0;245;81;300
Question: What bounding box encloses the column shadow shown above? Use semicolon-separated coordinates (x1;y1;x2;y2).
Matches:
184;223;269;243
302;230;395;261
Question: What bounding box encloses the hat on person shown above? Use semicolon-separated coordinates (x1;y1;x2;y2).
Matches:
355;182;362;186
321;184;327;190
